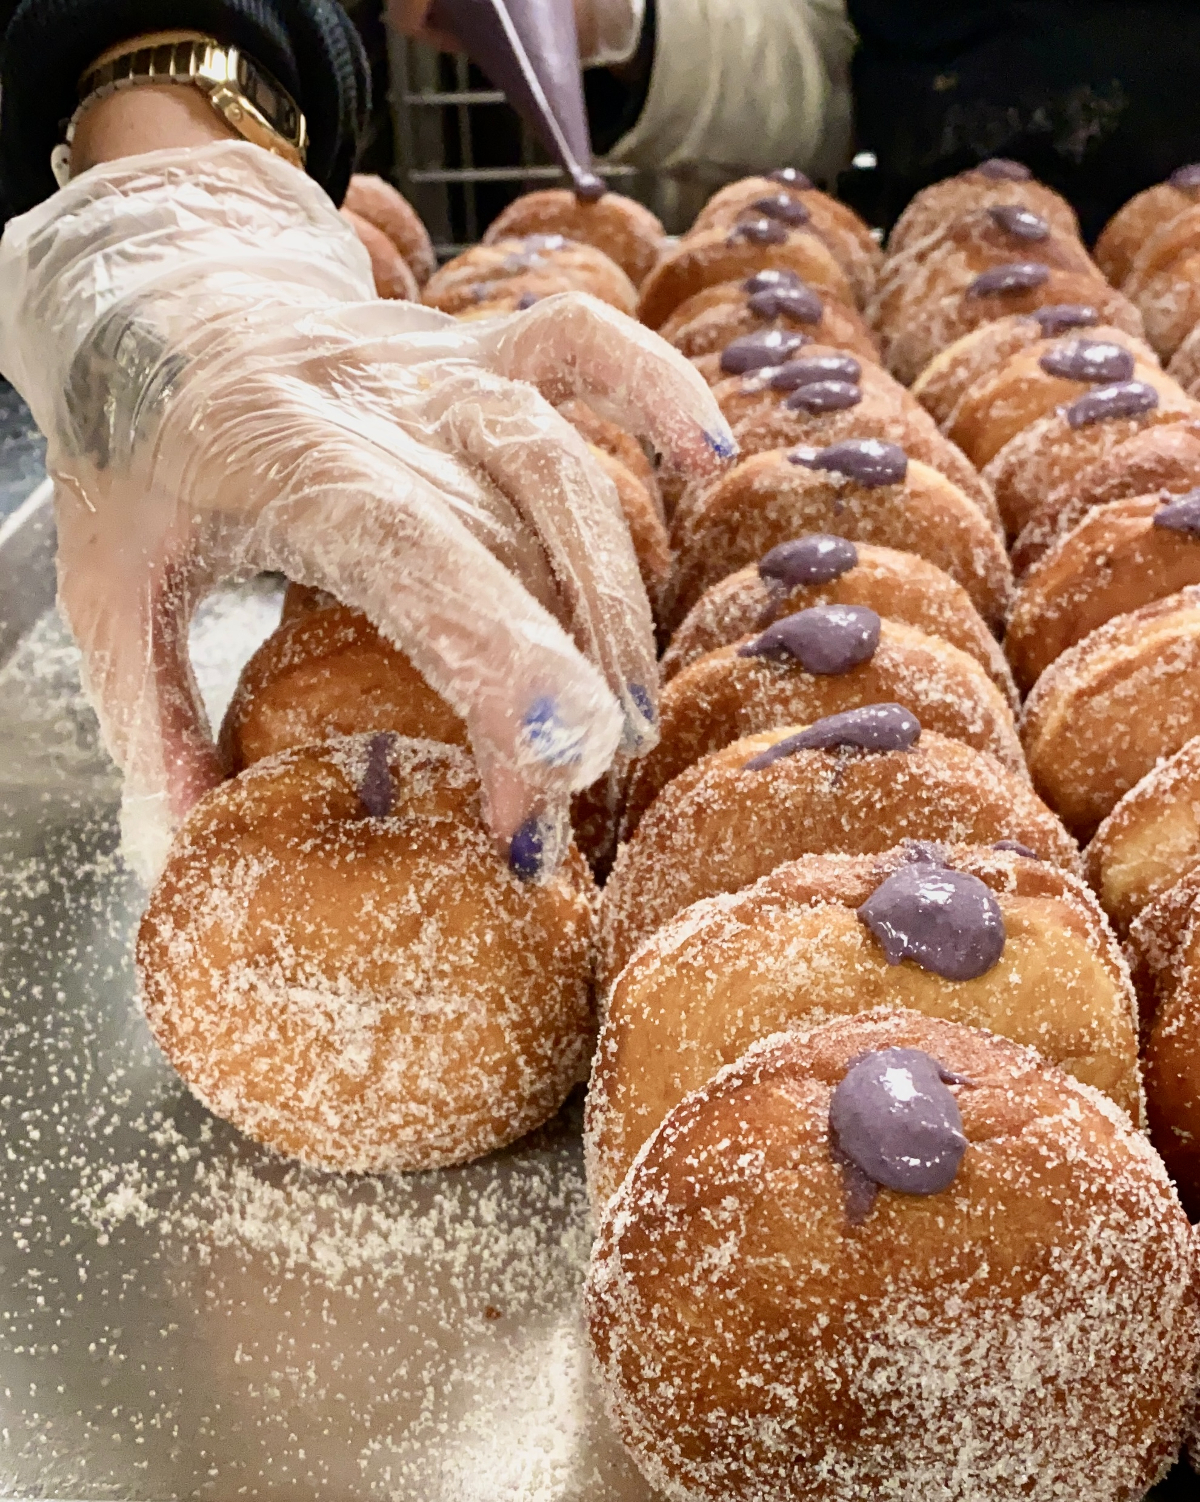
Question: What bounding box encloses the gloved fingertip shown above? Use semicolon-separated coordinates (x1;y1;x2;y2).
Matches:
704;429;739;461
508;808;569;881
621;680;658;756
520;695;587;769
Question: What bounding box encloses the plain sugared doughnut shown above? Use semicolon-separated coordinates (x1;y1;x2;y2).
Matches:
1006;490;1200;693
886;159;1080;258
598;714;1078;991
557;398;662;516
666;443;1012;630
423;235;637;316
622;615;1024;837
1086;734;1200;938
1021;586;1200;841
482;188;666;285
661;536;1016;705
587;844;1142;1207
342;173;436;285
220;604;467;772
658;272;878;363
339;208;421;301
585;444;671;611
137;735;597;1173
585;1008;1197;1502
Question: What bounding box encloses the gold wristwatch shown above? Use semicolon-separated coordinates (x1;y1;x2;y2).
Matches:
52;31;308;186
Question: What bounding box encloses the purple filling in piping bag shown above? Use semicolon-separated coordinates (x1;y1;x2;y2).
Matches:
427;0;604;200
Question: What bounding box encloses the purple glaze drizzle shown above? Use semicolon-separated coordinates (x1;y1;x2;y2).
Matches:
1170;164;1200;190
829;1048;968;1217
720;328;807;375
747;284;825;323
1038;339;1134;384
1031;304;1100;336
858;865;1006;980
358;733;395;818
751;193;811;227
784;380;862;413
768;167;814;189
993;839;1040;859
769;353;862;390
1154;488;1200;535
738;604;881;674
988;204;1050;241
966;262;1051;297
792;437;908;488
743;703;921;768
1065;380;1159;428
729;215;790;246
977;158;1032;181
758;534;858;589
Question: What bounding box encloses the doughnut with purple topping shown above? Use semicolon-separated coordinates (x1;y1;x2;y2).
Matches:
1095;166;1200;287
886;160;1080;258
657;272;879;365
422;236;637;315
480;188;666;285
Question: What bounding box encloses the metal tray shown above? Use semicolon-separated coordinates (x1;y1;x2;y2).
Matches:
0;482;1192;1500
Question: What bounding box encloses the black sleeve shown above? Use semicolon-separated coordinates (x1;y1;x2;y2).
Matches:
0;0;370;219
583;0;655;158
846;0;1200;242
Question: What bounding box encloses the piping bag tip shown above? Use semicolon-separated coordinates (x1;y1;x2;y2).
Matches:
427;0;603;203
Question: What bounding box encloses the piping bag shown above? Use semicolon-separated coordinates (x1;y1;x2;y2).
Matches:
426;0;606;200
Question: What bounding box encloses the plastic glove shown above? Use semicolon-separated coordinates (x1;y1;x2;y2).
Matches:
0;141;733;882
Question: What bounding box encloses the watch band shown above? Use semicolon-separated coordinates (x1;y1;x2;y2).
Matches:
52;33;308;187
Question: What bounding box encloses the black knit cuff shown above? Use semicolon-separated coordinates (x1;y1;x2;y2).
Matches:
0;0;369;218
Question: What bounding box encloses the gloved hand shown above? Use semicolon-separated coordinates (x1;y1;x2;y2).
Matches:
0;141;733;882
389;0;645;68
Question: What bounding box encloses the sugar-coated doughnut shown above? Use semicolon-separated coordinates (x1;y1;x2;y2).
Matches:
585;444;671;610
280;581;335;623
622;616;1024;836
911;311;1156;429
947;337;1178;468
710;347;910;425
423;235;637;316
598;716;1078;990
136;735;596;1173
1086;735;1200;938
557;397;661;516
1006;490;1200;692
339;208;421;301
636;222;855;330
587;845;1142;1207
1011;419;1200;575
1094;165;1200;287
585;1008;1197;1502
688;173;882;306
886;159;1080;258
982;379;1198;540
1021;587;1200;840
667;443;1012;629
1130;865;1200;1212
885;266;1143;387
661;536;1016;704
1168;316;1200;399
658;271;878;363
872;203;1098;348
715;374;998;520
481;189;666;285
220;604;467;772
342;173;436;285
1122;204;1200;359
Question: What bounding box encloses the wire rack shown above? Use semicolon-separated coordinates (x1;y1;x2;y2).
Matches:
388;32;707;255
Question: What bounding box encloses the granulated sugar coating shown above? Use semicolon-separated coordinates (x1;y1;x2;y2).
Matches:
0;582;649;1499
585;1012;1200;1502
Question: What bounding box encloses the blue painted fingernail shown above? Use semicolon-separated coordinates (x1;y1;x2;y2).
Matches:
509;816;545;881
628;682;655;721
521;696;586;768
705;430;738;459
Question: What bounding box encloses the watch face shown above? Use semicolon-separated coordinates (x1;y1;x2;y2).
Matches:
237;58;296;136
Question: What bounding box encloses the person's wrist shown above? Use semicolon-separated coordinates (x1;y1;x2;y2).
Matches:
69;81;239;177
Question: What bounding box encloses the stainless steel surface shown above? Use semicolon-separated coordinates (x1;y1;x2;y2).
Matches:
0;501;651;1500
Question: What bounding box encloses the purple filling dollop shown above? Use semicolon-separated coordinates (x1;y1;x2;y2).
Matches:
758;534;859;589
987;204;1050;241
829;1047;968;1218
738;604;881;674
784;380;862;413
1154;488;1200;534
720;328;807;375
751;193;811;227
747;284;825;323
768;167;814;189
966;262;1051;297
858;865;1006;981
1031;304;1101;336
976;158;1032;181
792;437;908;487
743;703;921;768
1038;339;1135;384
769;353;862;390
358;733;395;818
729;215;790;246
1065;380;1159;428
1170;164;1200;190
